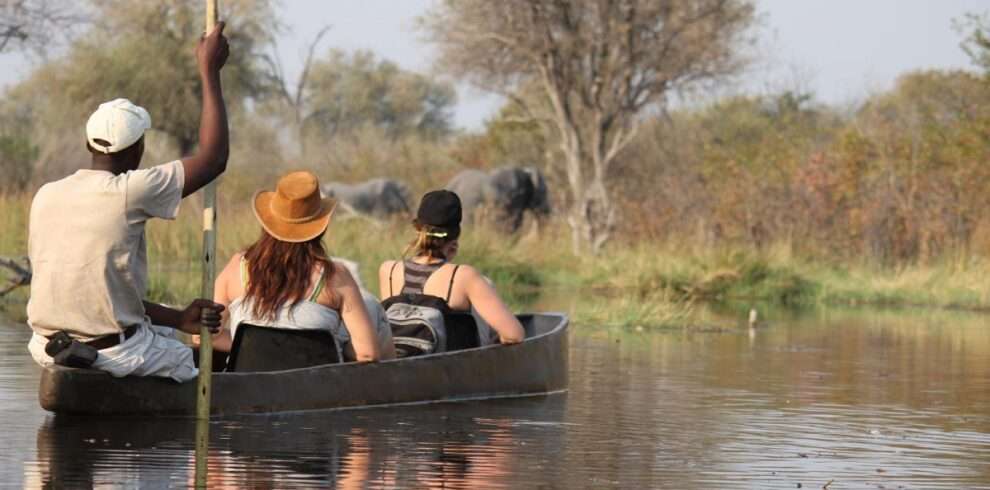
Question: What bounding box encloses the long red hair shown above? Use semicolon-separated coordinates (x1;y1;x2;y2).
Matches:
243;230;335;320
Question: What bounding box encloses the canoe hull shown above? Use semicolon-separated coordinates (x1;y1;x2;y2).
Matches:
39;313;568;416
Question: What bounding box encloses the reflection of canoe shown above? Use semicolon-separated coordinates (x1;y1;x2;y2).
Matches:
38;313;568;416
33;395;568;487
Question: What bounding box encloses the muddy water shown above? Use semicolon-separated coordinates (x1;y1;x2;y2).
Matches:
1;305;989;488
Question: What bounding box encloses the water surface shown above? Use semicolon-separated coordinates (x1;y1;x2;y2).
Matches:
2;305;989;488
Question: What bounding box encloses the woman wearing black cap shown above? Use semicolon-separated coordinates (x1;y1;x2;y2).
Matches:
378;190;524;354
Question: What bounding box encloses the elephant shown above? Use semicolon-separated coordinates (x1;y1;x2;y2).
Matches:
444;166;550;233
321;178;412;219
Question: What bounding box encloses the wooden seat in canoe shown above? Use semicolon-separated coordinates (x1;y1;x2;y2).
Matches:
444;312;482;351
226;324;342;372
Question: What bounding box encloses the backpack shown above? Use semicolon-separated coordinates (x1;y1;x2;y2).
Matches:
382;261;460;358
382;294;450;358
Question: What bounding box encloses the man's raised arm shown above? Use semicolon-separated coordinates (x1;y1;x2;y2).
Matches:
181;21;230;198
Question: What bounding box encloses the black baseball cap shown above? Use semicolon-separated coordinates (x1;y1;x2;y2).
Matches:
416;190;462;238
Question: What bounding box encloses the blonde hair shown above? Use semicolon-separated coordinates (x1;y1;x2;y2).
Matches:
402;223;456;260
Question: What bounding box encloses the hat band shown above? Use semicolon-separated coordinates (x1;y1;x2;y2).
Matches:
270;201;324;223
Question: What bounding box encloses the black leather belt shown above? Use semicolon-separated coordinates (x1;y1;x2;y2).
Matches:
47;325;139;351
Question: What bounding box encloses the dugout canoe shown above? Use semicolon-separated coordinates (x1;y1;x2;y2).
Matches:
38;313;568;416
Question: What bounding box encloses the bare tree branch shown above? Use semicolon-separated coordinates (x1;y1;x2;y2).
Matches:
0;256;30;297
0;0;87;55
294;25;331;113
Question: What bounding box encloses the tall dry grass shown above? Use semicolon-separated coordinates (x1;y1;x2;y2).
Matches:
7;190;990;326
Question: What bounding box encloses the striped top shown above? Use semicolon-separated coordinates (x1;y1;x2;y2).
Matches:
401;260;445;295
386;259;460;302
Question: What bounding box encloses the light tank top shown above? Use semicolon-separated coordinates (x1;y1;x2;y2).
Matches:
227;258;350;346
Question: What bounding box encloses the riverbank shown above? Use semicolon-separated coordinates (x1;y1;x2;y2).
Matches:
3;193;990;327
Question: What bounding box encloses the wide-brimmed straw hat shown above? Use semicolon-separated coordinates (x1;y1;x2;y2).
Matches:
253;171;336;243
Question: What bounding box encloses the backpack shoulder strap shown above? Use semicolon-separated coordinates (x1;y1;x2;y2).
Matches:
446;265;460;303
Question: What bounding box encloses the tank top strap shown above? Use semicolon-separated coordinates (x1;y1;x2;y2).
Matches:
446;265;460;302
308;264;327;302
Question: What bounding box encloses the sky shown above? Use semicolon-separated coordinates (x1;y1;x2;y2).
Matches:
0;0;986;129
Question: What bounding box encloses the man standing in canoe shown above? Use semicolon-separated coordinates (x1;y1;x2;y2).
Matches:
24;23;231;383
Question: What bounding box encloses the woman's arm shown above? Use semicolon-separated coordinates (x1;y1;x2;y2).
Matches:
336;265;382;362
461;266;525;344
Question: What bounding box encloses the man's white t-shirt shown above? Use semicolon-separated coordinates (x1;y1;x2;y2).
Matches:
27;161;184;339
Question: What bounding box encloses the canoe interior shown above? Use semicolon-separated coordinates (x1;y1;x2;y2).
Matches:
227;310;515;372
38;313;569;416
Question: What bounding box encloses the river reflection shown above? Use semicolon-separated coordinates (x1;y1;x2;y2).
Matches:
4;305;990;488
29;397;563;489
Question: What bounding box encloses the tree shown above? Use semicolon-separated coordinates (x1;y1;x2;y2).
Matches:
0;0;279;185
264;44;456;157
422;0;755;253
28;0;278;155
955;11;990;72
849;70;990;262
0;0;82;54
447;87;549;171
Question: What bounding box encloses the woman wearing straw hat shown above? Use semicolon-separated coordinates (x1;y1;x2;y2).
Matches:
378;190;524;357
208;171;394;362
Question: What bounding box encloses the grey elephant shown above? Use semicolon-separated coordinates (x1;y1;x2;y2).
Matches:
445;166;550;232
321;178;412;218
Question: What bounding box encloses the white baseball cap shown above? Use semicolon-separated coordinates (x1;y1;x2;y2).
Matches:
85;98;151;154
